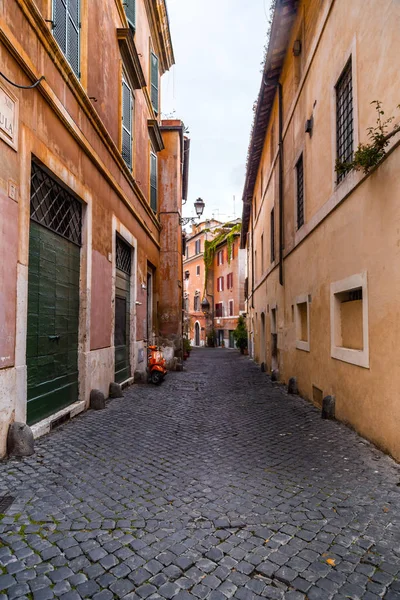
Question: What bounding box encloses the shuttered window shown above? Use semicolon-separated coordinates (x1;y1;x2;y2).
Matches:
53;0;80;78
124;0;136;30
122;76;133;169
150;52;159;114
296;153;304;229
150;151;157;212
229;300;234;316
336;58;353;183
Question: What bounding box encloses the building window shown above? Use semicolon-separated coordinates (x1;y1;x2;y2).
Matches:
150;51;159;114
184;270;189;280
227;273;233;289
336;58;353;183
296;153;304;229
215;303;223;318
150;151;157;212
196;265;200;276
194;295;200;312
295;295;310;352
184;296;189;312
122;76;133;169
270;208;275;263
229;300;234;316
124;0;135;29
217;250;224;266
53;0;80;78
217;276;224;292
231;243;235;261
185;246;189;259
330;272;369;368
195;240;201;254
261;234;264;274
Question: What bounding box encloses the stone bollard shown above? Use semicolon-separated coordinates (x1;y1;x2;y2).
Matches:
90;389;106;410
109;382;123;399
260;362;266;373
7;423;35;457
322;395;336;420
288;377;298;395
271;369;279;382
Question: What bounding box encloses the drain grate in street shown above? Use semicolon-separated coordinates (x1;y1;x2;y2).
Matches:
0;495;15;514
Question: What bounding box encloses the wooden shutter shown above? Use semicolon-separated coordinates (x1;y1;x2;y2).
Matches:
150;152;157;212
53;0;67;55
53;0;80;78
122;77;132;168
124;0;136;29
151;52;159;114
67;0;80;77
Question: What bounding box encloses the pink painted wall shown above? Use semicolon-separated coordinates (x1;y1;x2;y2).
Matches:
90;250;112;350
0;192;17;368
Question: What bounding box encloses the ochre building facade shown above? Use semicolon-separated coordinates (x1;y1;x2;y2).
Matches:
0;0;186;456
241;0;400;460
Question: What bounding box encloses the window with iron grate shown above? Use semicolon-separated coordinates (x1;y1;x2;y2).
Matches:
53;0;80;78
296;153;304;229
122;76;133;169
336;58;353;183
270;207;275;263
116;235;132;275
30;162;82;245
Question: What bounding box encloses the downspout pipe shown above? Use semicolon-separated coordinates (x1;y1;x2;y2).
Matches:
278;82;284;286
251;215;254;309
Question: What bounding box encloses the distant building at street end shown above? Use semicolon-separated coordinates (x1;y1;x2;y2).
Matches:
183;219;246;348
241;0;400;460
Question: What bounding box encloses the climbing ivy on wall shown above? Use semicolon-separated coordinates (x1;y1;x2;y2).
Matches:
203;223;241;294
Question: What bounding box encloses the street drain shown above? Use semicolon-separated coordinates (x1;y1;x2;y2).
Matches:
0;495;15;513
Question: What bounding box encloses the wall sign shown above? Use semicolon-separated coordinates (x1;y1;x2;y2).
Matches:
0;81;18;151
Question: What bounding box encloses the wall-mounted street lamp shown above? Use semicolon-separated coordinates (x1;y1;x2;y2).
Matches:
180;197;205;226
201;296;210;315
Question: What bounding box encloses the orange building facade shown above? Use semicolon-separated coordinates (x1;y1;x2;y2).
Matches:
183;220;246;348
0;0;186;456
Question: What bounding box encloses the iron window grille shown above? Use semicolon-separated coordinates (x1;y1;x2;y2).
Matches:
122;76;133;169
30;162;82;246
336;58;353;183
270;207;275;263
53;0;80;78
296;153;304;229
116;235;132;275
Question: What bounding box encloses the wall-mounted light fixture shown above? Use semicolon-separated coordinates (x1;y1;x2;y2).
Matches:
180;197;205;226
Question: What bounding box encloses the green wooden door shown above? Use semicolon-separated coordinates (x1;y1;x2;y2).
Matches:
114;236;131;383
27;221;80;425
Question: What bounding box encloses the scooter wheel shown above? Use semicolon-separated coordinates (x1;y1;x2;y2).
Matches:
151;371;164;385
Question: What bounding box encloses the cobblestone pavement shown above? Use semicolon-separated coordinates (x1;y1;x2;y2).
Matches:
1;348;400;600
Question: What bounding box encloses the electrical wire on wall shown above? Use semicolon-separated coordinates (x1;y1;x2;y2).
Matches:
0;72;45;89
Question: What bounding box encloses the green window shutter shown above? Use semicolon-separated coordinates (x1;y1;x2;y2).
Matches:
150;152;157;212
53;0;80;78
124;0;136;30
150;52;159;114
122;77;133;169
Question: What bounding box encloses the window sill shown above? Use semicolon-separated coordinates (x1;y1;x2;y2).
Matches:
296;340;310;352
331;346;369;368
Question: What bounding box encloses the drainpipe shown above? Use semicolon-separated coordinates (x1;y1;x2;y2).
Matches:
278;82;284;286
251;215;254;309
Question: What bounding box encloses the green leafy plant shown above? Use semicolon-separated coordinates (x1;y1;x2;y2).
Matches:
203;223;241;294
233;315;248;354
335;101;400;177
183;337;191;353
207;329;216;347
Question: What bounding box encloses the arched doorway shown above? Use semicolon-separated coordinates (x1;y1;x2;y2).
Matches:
195;322;200;346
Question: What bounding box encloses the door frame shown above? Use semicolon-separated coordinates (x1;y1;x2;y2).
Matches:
111;217;137;383
16;152;92;425
194;321;200;346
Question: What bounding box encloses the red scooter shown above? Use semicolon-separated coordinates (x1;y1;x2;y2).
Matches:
147;344;167;385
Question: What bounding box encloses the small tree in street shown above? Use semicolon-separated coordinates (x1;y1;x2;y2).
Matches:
233;316;248;354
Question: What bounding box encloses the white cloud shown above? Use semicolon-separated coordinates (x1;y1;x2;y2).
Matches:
162;0;271;221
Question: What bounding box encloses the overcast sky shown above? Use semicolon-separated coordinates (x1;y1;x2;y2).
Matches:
161;0;272;223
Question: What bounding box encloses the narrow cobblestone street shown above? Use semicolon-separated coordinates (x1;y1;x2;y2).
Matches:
1;349;400;600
